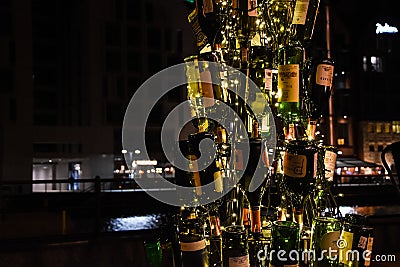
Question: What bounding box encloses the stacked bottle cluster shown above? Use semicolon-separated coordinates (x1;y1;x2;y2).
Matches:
151;1;376;267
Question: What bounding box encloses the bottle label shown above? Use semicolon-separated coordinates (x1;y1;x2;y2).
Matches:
320;230;341;256
234;149;244;170
339;231;354;265
283;152;307;178
248;0;258;17
229;254;250;267
180;239;206;252
203;0;214;14
292;0;310;25
364;237;374;266
200;69;215;107
265;69;273;93
324;150;337;181
315;63;334;87
278;64;299;102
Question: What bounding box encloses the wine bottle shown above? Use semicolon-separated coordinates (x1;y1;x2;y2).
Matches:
308;57;334;121
184;55;210;132
283;139;318;198
290;0;321;48
233;0;259;44
195;0;223;48
269;221;299;267
222;225;250;267
339;214;367;267
358;227;374;267
277;44;306;130
310;216;342;267
179;211;209;267
208;213;223;267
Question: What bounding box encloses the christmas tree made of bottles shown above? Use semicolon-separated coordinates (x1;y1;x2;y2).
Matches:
169;1;374;267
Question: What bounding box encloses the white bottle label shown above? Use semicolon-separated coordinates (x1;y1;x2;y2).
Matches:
265;68;273;93
229;254;250;267
278;64;300;102
283;152;307;178
200;69;215;107
324;150;337;181
315;63;334;87
180;240;206;252
292;0;310;25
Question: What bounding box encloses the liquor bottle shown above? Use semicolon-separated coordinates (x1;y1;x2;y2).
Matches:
179;211;209;267
283;139;318;198
277;44;306;130
310;216;342;267
222;225;250;267
269;221;299;267
339;214;367;267
290;0;321;48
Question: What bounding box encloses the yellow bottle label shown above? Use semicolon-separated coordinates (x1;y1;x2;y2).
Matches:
278;64;299;102
292;0;310;25
339;231;354;265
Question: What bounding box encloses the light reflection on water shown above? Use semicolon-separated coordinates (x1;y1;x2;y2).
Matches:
104;214;163;231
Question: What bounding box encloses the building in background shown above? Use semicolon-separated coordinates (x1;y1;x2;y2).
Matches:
0;0;196;191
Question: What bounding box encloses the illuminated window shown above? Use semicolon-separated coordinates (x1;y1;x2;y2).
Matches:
367;123;374;133
363;56;383;72
337;138;345;145
376;123;382;133
393;121;400;134
384;123;391;133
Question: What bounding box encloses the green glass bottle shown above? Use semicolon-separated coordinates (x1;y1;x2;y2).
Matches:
269;221;300;267
144;237;162;267
277;44;306;129
310;216;342;267
339;214;367;267
222;225;250;267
